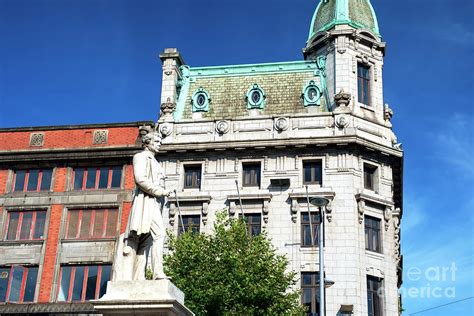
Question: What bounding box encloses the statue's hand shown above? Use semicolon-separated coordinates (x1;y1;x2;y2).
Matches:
167;190;175;199
162;189;172;197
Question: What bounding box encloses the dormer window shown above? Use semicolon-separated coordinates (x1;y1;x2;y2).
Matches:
246;84;266;110
192;88;211;112
302;80;322;107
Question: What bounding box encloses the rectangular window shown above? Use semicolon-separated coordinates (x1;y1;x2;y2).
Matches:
301;212;321;247
65;209;118;239
358;63;371;106
5;210;47;241
57;265;111;302
303;160;323;185
301;272;322;316
365;216;382;253
367;276;384;316
240;213;262;236
183;165;202;189
242;162;261;187
73;167;122;190
12;169;53;192
364;163;378;191
0;266;38;303
178;215;201;236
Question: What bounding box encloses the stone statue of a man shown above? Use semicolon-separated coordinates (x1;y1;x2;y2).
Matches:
119;131;172;280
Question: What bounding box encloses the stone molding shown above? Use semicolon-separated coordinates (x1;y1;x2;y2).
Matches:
288;189;335;223
355;192;394;229
227;193;272;223
168;193;212;226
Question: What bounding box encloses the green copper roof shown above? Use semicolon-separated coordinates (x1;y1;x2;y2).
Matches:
174;61;330;121
308;0;380;42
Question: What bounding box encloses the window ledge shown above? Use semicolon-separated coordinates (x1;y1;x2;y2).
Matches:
61;238;116;243
358;103;375;112
0;239;44;246
300;247;321;252
355;191;393;207
366;250;384;260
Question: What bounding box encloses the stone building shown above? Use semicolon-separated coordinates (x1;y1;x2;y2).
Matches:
0;0;403;315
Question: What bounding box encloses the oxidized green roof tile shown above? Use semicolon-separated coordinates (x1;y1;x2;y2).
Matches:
308;0;380;42
180;71;326;120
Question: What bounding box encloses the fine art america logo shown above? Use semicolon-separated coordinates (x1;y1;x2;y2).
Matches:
400;262;457;299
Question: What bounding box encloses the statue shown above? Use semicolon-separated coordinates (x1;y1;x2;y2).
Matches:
114;130;172;281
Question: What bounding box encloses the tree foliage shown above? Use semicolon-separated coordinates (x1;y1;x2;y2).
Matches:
164;211;305;316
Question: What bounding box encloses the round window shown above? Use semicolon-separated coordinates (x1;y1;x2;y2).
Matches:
196;93;206;107
251;90;261;104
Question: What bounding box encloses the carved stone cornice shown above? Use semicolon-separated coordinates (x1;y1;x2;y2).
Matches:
227;193;272;223
168;193;212;225
355;192;394;228
288;189;335;223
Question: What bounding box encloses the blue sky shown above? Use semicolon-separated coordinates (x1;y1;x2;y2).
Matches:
0;0;473;314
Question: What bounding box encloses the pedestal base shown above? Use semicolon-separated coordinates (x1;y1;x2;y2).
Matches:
92;280;194;316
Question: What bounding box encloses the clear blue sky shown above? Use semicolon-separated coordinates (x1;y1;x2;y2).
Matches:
1;0;473;314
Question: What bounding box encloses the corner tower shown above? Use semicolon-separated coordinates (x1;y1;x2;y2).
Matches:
304;0;387;126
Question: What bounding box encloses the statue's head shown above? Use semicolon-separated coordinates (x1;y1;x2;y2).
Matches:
142;131;162;154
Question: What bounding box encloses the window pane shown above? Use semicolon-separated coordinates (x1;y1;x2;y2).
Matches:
27;170;39;191
85;266;98;300
93;210;105;238
40;169;52;191
105;209;118;237
99;266;111;298
98;168;109;189
86;169;97;189
6;213;20;240
74;168;84;189
72;266;85;301
8;266;23;302
14;170;26;191
19;212;33;240
67;211;80;239
58;266;72;301
23;267;38;302
80;211;92;238
33;211;46;239
304;164;311;183
0;268;9;302
111;167;122;188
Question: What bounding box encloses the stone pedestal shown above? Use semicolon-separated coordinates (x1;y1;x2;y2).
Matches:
92;280;194;316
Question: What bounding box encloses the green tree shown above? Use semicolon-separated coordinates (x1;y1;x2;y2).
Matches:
164;211;305;316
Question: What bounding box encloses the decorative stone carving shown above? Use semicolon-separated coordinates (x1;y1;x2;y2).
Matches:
215;120;230;134
274;117;289;132
357;199;365;224
325;203;333;222
384;206;392;231
335;115;349;128
29;133;44;147
289;191;335;224
159;123;173;137
168;195;212;227
393;208;402;266
334;89;351;107
291;199;299;223
384;104;394;122
227;193;272;224
160;97;176;118
356;193;395;225
93;130;108;144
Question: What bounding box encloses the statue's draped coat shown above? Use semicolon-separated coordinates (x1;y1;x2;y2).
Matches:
126;150;166;236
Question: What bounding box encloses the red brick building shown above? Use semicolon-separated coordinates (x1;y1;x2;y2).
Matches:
0;121;153;314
